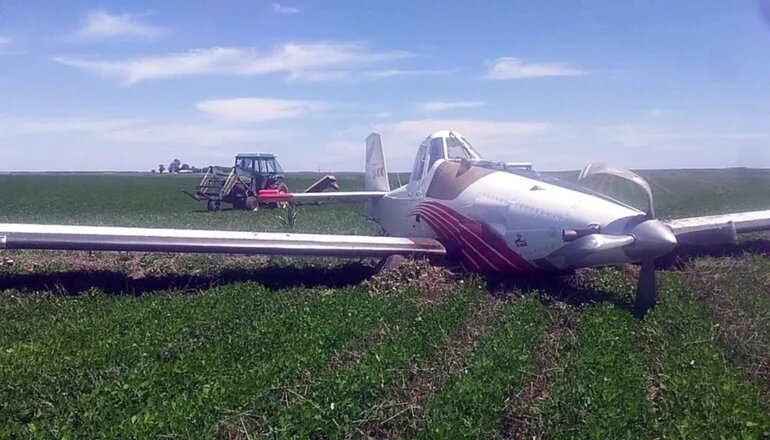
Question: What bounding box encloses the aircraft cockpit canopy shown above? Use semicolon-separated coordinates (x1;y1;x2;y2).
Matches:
410;130;483;182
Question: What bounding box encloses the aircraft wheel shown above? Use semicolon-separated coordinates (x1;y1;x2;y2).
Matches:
245;196;259;211
207;200;221;212
374;254;406;274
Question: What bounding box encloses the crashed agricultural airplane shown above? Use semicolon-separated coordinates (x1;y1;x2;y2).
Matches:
2;130;769;315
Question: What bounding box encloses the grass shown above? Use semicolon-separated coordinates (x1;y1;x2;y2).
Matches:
0;173;377;234
267;286;481;438
684;255;770;389
643;273;770;438
542;303;653;439
1;170;770;438
1;285;417;438
417;295;547;439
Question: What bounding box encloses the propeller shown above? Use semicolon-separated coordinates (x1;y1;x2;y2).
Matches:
635;259;657;317
578;163;678;317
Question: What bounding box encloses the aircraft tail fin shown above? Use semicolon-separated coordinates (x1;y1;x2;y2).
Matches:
365;132;390;192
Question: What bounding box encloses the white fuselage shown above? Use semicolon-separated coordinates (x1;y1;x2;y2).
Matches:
370;159;644;273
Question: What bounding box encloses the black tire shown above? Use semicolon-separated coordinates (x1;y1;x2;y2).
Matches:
232;197;246;210
207;200;221;212
245;196;259;211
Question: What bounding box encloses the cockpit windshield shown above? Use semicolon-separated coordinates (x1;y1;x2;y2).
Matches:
447;132;482;160
410;131;483;184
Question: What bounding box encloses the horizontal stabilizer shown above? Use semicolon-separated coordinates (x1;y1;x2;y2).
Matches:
0;223;445;258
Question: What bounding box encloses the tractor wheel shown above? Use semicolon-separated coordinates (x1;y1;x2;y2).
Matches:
207;200;221;212
232;197;246;210
245;196;259;211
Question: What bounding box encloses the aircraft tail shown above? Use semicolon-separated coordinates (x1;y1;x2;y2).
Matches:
365;132;390;192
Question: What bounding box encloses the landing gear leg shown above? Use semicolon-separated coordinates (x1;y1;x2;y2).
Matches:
373;254;406;274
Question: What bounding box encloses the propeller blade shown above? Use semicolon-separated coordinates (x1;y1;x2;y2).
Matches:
634;259;657;318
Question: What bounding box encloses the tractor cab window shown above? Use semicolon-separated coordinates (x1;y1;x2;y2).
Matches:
263;159;280;174
237;158;254;172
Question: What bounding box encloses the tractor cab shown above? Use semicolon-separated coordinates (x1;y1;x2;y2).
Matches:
235;153;284;183
408;131;483;195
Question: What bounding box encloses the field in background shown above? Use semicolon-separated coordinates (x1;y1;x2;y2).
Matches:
1;170;769;439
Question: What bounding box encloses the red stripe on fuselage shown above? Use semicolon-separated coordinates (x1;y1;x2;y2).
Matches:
416;206;509;273
419;201;535;272
416;208;496;273
416;209;484;272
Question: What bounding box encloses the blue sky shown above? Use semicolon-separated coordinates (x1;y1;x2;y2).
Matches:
1;0;770;172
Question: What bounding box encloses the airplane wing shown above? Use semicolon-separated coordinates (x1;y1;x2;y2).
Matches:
258;191;387;204
0;223;445;258
664;209;770;245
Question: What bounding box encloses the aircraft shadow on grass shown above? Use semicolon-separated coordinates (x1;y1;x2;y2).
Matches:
1;239;766;305
0;262;377;296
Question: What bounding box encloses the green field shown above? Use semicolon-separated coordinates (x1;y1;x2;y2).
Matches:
1;171;769;439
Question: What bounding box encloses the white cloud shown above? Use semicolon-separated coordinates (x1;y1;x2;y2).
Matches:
485;57;587;79
272;3;299;14
0;117;285;145
0;116;287;171
69;10;166;41
417;100;485;113
286;68;450;83
0;37;9;54
598;124;770;148
196;98;328;122
365;69;453;78
54;42;412;85
286;70;351;83
599;125;673;148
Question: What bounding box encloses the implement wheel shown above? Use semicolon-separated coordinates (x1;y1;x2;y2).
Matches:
245;196;259;211
206;200;221;212
270;182;289;209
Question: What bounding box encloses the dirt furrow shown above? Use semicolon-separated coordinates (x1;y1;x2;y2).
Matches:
500;307;575;439
355;294;504;439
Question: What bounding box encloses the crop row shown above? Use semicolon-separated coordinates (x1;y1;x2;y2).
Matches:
1;284;416;438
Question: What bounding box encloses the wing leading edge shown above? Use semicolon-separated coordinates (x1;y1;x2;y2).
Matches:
0;223;445;258
664;209;770;245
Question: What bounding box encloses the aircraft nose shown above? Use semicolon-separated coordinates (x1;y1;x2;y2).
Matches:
627;219;678;260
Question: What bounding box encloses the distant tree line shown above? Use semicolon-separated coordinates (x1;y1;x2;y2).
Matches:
151;158;204;174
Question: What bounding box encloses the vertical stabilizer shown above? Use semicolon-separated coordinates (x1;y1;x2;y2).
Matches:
365;132;390;192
